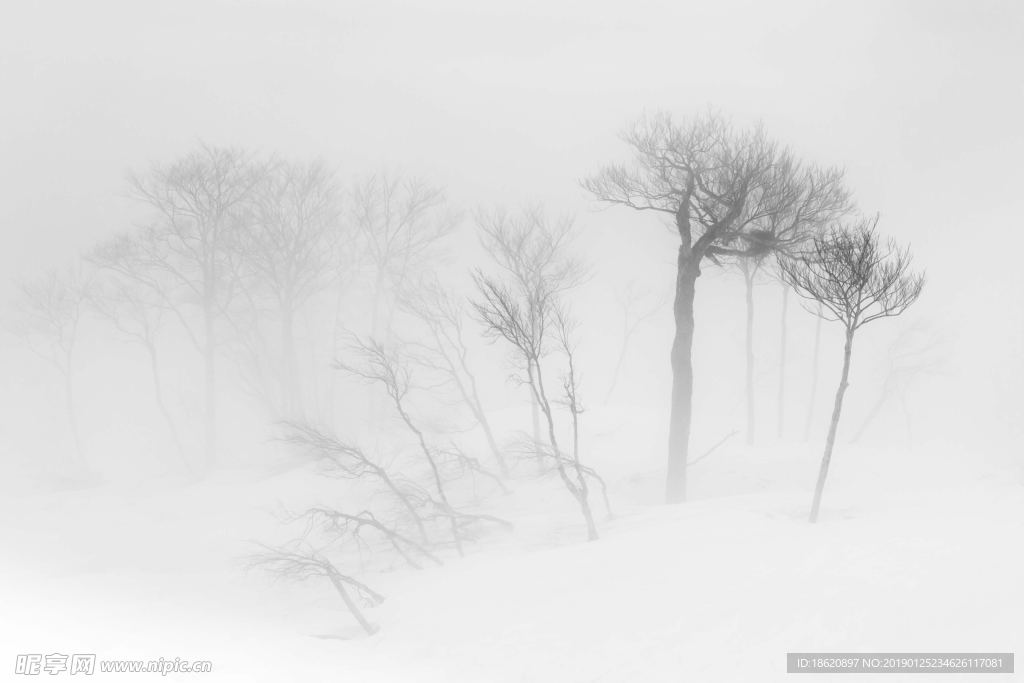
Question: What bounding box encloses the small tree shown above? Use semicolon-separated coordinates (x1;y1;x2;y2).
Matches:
249;541;385;636
477;206;583;468
280;421;432;544
472;208;604;541
780;219;924;523
337;336;464;553
399;278;509;476
15;267;93;469
336;337;509;555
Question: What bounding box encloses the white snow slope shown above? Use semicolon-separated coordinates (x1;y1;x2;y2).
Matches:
0;437;1020;683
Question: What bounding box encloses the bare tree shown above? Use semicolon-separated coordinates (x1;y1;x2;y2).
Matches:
399;277;508;476
349;173;458;340
14;266;93;469
780;218;924;522
472;208;602;540
248;541;384;636
300;507;444;570
128;144;264;467
477;206;583;464
585;112;820;502
336;337;474;556
279;421;431;544
86;266;189;473
236;158;343;417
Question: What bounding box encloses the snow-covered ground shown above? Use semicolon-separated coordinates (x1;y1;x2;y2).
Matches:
1;432;1020;682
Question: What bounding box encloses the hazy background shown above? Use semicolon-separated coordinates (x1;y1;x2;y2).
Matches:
1;0;1022;468
0;3;1021;680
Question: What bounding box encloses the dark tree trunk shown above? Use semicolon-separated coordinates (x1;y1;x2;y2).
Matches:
666;251;700;504
809;328;854;523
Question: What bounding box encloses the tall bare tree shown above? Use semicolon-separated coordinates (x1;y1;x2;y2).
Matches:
237;158;343;417
780;218;924;522
128;144;264;467
585;112;819;502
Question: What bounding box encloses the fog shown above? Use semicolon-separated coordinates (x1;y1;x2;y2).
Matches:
1;1;1021;680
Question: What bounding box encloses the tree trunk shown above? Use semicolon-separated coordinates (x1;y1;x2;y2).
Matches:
326;570;378;636
808;328;854;523
776;284;789;439
803;306;823;441
530;386;542;474
531;359;598;540
666;252;699;504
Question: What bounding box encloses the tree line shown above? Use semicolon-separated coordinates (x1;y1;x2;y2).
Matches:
11;111;924;633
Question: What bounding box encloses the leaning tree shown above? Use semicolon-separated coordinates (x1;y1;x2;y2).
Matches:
472;208;607;540
585;112;829;502
780;218;924;523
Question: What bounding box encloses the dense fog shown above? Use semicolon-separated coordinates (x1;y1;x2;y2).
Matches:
1;1;1021;681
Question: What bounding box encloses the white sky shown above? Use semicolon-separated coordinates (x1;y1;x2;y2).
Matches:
1;0;1022;448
